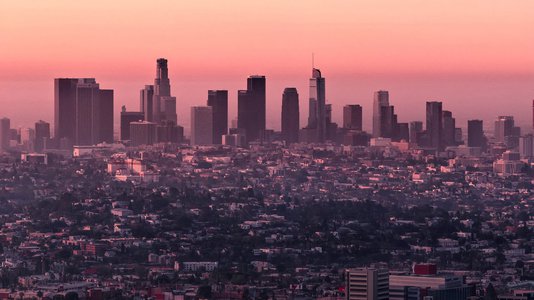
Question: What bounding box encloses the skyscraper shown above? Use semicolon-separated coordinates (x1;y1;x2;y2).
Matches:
409;121;423;145
162;96;177;124
426;101;443;150
191;106;213;146
373;91;389;137
494;116;515;143
153;58;172;123
130;121;157;146
120;106;144;141
157;120;183;143
55;78;93;143
237;76;266;142
467;120;485;148
343;105;362;131
309;69;326;142
99;89;114;143
281;88;300;144
20;128;35;152
55;78;113;146
345;268;389;300
34;120;50;153
207;90;228;144
442;110;456;147
140;85;154;122
0;118;10;151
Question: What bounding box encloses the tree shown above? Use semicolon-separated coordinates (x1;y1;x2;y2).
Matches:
485;283;498;300
197;285;212;299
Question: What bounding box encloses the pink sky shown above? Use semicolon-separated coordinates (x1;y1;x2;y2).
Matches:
1;0;534;133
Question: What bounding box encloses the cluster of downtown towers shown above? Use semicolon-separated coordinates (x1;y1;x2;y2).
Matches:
37;58;490;150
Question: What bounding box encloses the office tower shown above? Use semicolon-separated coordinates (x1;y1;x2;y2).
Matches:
532;100;534;133
140;85;154;122
248;75;266;134
409;121;423;145
191;106;213;146
207;90;229;144
467;120;485;148
237;76;266;142
397;123;409;141
162;96;177;124
281;88;300;144
346;268;389;300
442;110;456;147
20;128;35;151
99;89;114;143
238;90;253;143
0;118;10;150
55;78;93;143
130;121;157;146
373;91;389;137
454;127;463;145
343;105;363;131
157;120;184;143
55;78;113;146
75;81;99;145
34;120;50;153
519;134;534;159
309;69;326;142
426;101;443;150
494;116;515;143
120;106;144;141
380;105;397;139
153;58;172;123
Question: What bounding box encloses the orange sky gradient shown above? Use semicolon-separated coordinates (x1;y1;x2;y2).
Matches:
1;0;534;133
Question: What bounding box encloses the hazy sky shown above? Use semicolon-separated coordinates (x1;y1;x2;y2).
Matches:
1;0;534;133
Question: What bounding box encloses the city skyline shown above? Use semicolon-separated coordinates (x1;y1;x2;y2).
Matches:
1;1;534;131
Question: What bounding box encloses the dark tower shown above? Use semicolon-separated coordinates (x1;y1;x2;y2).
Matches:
343;105;363;131
426;101;443;150
207;90;228;144
281;88;300;144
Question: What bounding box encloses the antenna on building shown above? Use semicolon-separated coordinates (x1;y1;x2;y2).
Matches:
312;52;315;69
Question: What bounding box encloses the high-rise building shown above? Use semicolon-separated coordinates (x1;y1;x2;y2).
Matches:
409;121;423;145
467;120;485;149
281;88;300;144
373;91;389;137
130;121;157;146
156;120;184;144
54;78;93;143
153;58;172;123
55;78;113;146
207;90;228;144
0;118;10;151
309;69;326;142
20;128;35;152
34;120;50;153
237;76;266;142
120;106;144;141
380;105;398;139
346;268;389;300
162;96;177;124
99;89;114;143
191;106;213;146
426;101;443;150
140;85;154;122
494;116;515;143
442;110;456;147
343;105;363;131
519;134;534;159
